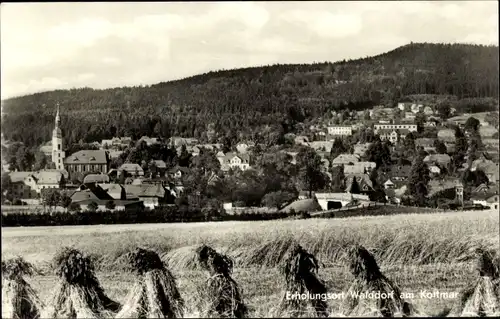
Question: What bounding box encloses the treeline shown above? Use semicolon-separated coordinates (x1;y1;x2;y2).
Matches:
2;43;498;148
0;207;310;227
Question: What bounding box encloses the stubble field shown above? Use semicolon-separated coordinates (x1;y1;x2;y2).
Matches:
2;209;499;317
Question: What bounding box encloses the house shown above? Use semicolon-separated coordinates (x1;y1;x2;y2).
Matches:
427;178;461;197
388;165;412;181
168;137;199;147
169;166;190;179
8;170;66;199
298;191;310;200
314;193;370;210
98;183;127;200
397;103;408;111
101;137;132;149
471;192;499;210
221;153;251;171
345;174;374;194
64;150;110;176
343;162;376;175
71;183;143;211
378;129;409;143
138;136;161;146
471;161;499;184
118;163;144;177
107;150;124;159
331;154;360;166
353;143;373;158
123;184;167;209
327;126;352;136
83;173;110;184
423;154;451;167
374;122;417;132
150;160;167;176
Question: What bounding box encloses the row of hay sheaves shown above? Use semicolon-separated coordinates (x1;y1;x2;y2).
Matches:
2;241;500;318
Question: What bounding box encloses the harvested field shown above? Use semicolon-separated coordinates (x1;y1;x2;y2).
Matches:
1;209;499;317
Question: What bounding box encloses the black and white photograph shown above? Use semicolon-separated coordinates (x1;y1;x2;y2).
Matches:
1;1;499;318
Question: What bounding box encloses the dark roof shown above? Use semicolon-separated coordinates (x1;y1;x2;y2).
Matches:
65;150;109;165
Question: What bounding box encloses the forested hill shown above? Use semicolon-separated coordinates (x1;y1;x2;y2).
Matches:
2;42;499;148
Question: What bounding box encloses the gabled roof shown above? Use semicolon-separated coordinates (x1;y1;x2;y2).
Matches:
123;184;166;198
345;174;373;192
423;154;451;164
224;152;250;163
9;171;34;183
332;154;360;165
83;174;110;184
119;163;144;173
33;171;63;184
98;183;124;199
65;150;108;164
152;160;167;169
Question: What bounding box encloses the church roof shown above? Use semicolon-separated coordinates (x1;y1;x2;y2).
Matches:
65;150;109;164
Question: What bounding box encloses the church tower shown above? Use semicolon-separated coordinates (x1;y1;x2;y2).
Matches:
52;103;65;170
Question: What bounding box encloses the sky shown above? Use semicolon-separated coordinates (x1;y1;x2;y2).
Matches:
1;1;498;99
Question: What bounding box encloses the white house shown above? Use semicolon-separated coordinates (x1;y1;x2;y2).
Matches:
221;153;251;171
327;126;352;136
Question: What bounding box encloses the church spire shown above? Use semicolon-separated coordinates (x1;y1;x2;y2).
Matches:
55;103;61;127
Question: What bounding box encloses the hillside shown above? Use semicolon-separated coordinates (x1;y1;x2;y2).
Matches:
1;42;499;149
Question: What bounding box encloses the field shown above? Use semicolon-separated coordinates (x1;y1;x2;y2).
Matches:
2;209;499;317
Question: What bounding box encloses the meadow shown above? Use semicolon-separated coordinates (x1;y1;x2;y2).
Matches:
2;209;499;317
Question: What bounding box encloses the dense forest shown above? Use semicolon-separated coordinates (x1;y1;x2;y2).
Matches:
2;42;499;149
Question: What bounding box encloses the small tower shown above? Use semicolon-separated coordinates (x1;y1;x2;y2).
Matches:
52;103;65;170
455;181;464;207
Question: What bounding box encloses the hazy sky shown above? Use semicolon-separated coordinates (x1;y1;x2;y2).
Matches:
1;1;498;99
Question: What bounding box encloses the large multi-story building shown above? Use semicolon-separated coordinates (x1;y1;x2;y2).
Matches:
327;125;353;136
64;150;110;175
374;122;417;133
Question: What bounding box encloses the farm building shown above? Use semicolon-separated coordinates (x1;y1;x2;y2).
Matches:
314;193;370;210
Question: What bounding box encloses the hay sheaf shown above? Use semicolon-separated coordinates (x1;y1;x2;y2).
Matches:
42;247;120;319
162;245;232;272
273;241;329;318
232;237;300;268
196;245;247;318
116;248;185;318
450;248;500;317
2;257;43;319
340;245;414;317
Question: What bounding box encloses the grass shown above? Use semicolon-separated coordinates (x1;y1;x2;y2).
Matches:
1;209;499;317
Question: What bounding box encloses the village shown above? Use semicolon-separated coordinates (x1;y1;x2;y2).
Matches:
1;99;498;217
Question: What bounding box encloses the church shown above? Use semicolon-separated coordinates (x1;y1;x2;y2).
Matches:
40;104;110;177
40;103;66;170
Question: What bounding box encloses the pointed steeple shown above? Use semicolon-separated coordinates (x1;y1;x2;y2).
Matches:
55;103;61;127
